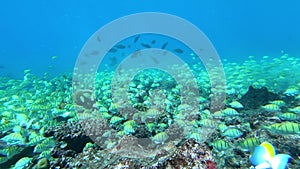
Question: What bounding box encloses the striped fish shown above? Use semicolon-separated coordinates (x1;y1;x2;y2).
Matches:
1;133;25;145
266;122;300;135
33;138;56;153
0;123;15;133
0;157;8;164
217;123;228;132
222;127;243;139
277;113;298;121
269;100;285;107
28;136;45;146
284;88;299;96
123;124;135;134
188;132;202;143
238;137;261;152
289;106;300;114
152;132;168;144
39;150;52;159
109;116;124;125
211;139;230;151
228;101;244;109
4;146;23;159
262;104;281;112
13;157;32;169
222;108;239;116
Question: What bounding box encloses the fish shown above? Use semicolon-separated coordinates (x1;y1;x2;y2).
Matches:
151;56;159;64
238;137;261;152
277;112;298;121
101;112;112;119
51;56;58;60
146;123;156;133
109;116;124;125
0;123;15;133
108;48;117;53
249;142;291;169
28;135;45;146
283;87;298;96
262;104;281;112
115;44;126;49
141;43;151;48
123;120;136;127
5;146;23;159
269;100;285;107
228;101;244;109
289;106;300;114
211;139;230;151
123;124;135;134
151;40;156;44
141;108;161;123
217;123;228;132
97;36;101;42
161;42;168;49
13;157;32;169
39;150;52;159
222;108;239;116
0;157;8;164
152;132;168;144
89;50;99;55
265;122;300;135
222;127;243;139
109;56;117;66
131;50;141;58
33;139;54;153
198;119;216;128
134;35;140;43
1;132;25;146
0;140;7;149
0;65;5;69
188;132;202;143
174;48;184;53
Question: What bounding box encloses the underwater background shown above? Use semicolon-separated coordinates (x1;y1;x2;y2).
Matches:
1;0;300;78
0;0;300;169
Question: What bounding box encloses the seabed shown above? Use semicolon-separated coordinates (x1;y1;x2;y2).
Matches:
0;54;299;169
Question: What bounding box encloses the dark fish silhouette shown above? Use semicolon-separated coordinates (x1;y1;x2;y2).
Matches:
90;51;99;55
141;43;151;48
151;56;159;64
108;48;117;53
134;35;140;43
97;36;101;42
131;50;141;58
161;42;168;49
109;56;117;66
115;44;126;49
174;48;184;54
0;65;4;69
0;140;7;149
151;40;156;44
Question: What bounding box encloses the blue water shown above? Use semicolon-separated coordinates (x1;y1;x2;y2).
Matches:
0;0;299;78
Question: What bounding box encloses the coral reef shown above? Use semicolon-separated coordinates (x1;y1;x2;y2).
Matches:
49;139;216;169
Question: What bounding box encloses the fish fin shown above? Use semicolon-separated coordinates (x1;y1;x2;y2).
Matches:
268;154;291;169
252;161;271;169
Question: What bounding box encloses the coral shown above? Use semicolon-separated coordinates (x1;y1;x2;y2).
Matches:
45;120;91;153
49;139;216;169
206;160;217;169
35;158;49;169
45;118;110;153
239;86;280;109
